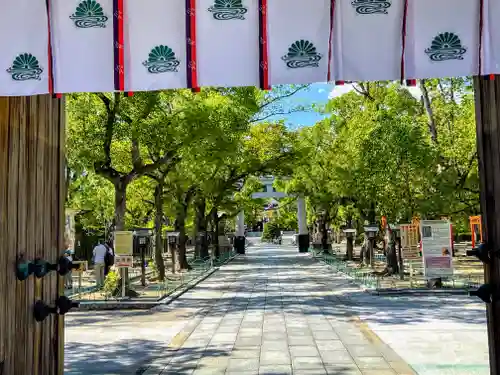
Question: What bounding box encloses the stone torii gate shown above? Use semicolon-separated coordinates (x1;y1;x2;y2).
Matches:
234;176;309;254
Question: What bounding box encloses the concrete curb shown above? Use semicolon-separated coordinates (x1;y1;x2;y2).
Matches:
367;288;470;296
75;254;238;311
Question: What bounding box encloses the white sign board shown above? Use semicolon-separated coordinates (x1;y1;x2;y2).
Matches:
114;231;134;255
115;255;133;268
420;220;453;278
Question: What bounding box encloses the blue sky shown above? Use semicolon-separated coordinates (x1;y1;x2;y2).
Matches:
265;82;352;128
265;82;421;128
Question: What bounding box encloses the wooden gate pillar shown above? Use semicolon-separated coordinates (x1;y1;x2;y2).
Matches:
474;77;500;375
0;95;65;375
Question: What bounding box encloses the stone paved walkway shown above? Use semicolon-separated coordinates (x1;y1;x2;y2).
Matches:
142;245;415;375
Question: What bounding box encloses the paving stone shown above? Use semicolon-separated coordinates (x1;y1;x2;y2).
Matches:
347;345;383;358
260;350;291;365
261;340;288;351
315;340;346;351
313;332;338;342
259;365;292;375
235;336;262;347
354;356;392;370
231;347;261;358
292;356;324;369
227;358;260;371
191;368;225;375
293;368;327;375
288;335;315;346
286;328;310;336
216;326;240;334
324;364;362;375
196;356;229;368
289;345;319;357
320;349;355;364
262;332;287;340
238;328;263;337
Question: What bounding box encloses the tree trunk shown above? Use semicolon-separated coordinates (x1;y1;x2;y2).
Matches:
397;237;404;280
154;183;166;281
194;197;209;259
175;205;191;270
385;232;399;275
114;180;127;231
114;181;130;289
419;79;439;144
211;208;221;258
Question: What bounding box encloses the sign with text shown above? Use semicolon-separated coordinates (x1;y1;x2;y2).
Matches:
420;220;453;278
114;255;133;268
114;231;133;255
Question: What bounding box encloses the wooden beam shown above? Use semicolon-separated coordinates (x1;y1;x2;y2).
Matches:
0;95;65;375
474;76;500;375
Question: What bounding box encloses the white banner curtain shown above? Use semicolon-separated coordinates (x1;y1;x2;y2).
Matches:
0;0;49;96
482;0;500;76
267;0;331;86
196;0;260;88
405;0;480;80
51;0;114;93
332;0;403;82
124;0;187;92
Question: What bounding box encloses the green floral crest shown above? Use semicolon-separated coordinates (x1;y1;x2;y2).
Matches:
351;0;391;15
425;32;467;62
7;53;43;81
70;0;109;28
208;0;248;20
282;40;322;69
143;45;180;74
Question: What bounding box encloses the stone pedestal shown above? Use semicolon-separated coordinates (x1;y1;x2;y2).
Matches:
234;236;246;254
298;234;310;253
297;196;309;252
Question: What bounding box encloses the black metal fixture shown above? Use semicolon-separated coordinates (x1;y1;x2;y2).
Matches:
33;296;79;322
15;255;35;281
466;243;490;264
470;284;495;304
33;256;80;278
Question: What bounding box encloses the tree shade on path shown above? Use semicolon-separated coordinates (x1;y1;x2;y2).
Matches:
66;244;416;375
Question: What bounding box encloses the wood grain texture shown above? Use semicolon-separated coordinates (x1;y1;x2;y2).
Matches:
474;76;500;375
0;95;65;375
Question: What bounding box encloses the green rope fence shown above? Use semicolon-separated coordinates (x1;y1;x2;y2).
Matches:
308;248;482;292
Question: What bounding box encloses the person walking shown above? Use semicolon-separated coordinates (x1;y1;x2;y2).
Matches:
92;241;109;287
104;240;115;277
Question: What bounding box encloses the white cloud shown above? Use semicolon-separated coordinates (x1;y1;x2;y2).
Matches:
328;83;422;100
407;86;422;99
318;88;326;93
328;84;354;99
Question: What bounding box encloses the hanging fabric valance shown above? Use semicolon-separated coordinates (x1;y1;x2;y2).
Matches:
0;0;494;96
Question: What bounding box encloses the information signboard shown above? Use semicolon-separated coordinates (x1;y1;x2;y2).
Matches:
114;231;133;256
114;255;133;268
400;224;420;260
420;220;453;278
